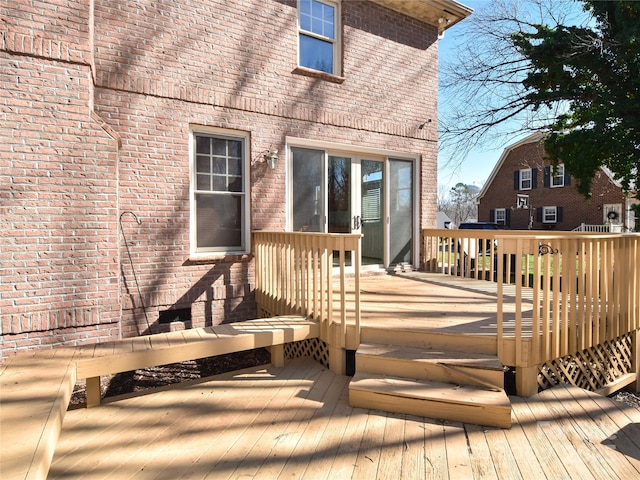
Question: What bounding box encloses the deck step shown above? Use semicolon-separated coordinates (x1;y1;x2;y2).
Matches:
360;326;497;355
356;343;505;389
349;371;512;428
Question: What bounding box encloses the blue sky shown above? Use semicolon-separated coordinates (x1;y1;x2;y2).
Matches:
436;0;518;193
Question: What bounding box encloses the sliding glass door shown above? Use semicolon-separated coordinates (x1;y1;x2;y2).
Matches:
291;147;414;269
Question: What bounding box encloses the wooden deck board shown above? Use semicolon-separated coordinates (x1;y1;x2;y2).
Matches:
352;272;535;338
49;359;640;479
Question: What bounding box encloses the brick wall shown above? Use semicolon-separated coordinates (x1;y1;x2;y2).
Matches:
478;138;627;230
1;1;121;359
1;0;440;358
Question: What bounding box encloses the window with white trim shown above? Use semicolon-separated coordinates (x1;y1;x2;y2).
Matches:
551;164;565;187
519;168;532;190
494;208;506;225
298;0;340;75
542;206;557;223
191;129;249;254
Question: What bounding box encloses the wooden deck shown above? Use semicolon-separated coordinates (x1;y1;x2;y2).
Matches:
49;358;640;479
355;271;531;335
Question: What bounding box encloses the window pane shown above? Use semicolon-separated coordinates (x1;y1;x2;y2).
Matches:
229;157;242;176
196;136;210;155
196;174;210;191
300;34;333;73
228;175;242;192
212;139;227;156
213;157;226;174
213;175;227;191
196;193;243;249
228;140;242;158
196;156;210;174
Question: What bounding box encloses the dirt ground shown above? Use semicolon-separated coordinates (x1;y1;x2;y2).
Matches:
69;348;639;409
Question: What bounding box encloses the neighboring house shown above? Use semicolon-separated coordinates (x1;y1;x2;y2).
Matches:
477;133;637;231
0;0;471;358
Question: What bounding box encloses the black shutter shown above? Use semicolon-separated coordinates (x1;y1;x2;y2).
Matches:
514;171;519;190
536;207;542;222
564;171;571;186
543;166;550;187
505;208;511;227
557;206;563;222
532;168;538;189
490;209;495;222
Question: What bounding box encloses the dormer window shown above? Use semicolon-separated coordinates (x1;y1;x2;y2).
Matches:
298;0;341;75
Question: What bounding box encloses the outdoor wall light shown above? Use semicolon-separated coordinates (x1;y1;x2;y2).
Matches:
264;149;279;170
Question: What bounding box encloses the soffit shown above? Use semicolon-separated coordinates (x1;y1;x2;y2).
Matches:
368;0;473;33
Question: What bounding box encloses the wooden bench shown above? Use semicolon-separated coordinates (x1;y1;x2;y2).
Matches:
0;316;317;480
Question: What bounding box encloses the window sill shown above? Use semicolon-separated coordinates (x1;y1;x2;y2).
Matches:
293;67;345;84
185;252;252;265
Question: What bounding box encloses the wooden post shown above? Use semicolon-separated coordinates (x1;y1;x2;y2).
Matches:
515;365;539;397
329;344;346;375
86;376;101;407
270;344;285;368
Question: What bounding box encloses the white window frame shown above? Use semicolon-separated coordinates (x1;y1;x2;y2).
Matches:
189;126;250;257
494;208;506;225
519;168;532;190
516;194;529;209
542;206;557;223
551;164;565;187
298;0;341;75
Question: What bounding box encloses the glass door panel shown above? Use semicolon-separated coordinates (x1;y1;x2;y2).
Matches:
361;160;384;266
389;159;413;264
328;156;352;233
292;147;325;232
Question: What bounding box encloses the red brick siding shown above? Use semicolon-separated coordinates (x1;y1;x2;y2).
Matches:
0;55;120;358
2;0;440;358
477;139;627;230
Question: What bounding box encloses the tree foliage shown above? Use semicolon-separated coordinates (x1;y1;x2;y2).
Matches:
439;183;478;226
440;0;639;198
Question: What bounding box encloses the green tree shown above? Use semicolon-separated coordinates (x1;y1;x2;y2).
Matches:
440;0;639;199
514;1;640;197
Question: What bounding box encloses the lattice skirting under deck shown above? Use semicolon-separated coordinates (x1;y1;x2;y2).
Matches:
538;333;634;391
284;338;330;370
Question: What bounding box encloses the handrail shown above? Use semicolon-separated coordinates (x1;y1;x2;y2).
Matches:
423;228;640;368
495;233;639;365
253;231;361;349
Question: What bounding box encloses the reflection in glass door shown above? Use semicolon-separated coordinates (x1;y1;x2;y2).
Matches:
360;160;384;266
389;159;413;265
328;156;351;234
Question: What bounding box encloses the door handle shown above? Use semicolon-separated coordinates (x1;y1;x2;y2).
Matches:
353;215;362;230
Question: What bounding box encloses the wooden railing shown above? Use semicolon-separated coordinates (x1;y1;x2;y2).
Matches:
496;233;639;365
423;228;640;367
253;231;361;349
422;228;527;282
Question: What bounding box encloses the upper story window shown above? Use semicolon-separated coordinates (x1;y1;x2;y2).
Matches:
191;129;249;255
494;208;506;225
551;164;565;187
519;168;532;190
298;0;340;75
544;164;570;188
